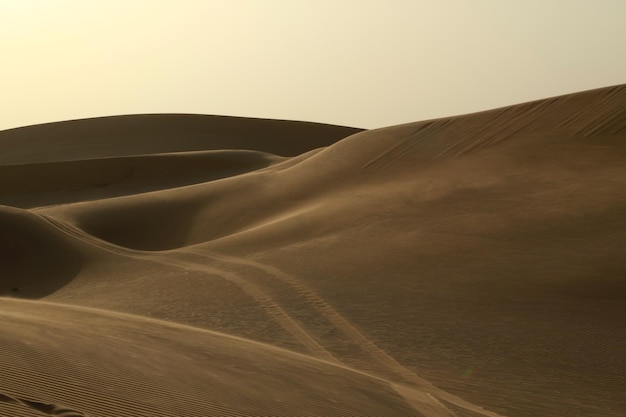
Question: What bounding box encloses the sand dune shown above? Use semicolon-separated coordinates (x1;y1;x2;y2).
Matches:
0;298;420;417
1;85;625;416
0;114;362;165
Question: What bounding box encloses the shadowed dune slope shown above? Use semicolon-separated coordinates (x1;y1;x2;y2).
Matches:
0;149;283;208
39;84;626;252
0;114;362;164
1;84;625;417
0;298;422;417
0;205;83;298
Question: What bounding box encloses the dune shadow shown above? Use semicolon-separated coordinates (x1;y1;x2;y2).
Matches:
0;206;83;298
0;150;283;209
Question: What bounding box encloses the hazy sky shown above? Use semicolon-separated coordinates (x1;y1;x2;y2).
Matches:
1;1;625;131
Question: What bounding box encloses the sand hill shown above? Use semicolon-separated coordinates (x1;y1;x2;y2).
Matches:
0;85;624;416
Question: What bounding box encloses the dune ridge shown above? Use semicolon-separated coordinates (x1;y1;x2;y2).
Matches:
0;149;283;209
1;84;625;416
31;85;626;252
0;114;363;165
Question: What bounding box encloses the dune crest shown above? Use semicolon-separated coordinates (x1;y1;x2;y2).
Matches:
0;114;363;165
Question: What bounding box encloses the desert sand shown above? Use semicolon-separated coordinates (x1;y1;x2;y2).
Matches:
1;85;624;416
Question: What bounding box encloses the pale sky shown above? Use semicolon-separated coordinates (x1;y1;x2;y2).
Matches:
1;0;625;131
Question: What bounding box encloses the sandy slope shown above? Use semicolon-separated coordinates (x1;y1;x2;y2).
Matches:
1;85;625;416
0;298;421;417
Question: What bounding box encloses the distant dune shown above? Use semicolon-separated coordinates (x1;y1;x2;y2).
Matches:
1;85;624;416
0;114;362;164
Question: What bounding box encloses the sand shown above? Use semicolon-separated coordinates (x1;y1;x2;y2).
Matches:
0;85;624;416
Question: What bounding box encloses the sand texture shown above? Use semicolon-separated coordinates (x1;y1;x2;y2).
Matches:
1;85;625;416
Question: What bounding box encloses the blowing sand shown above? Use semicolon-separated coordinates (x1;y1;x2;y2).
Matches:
1;86;625;416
